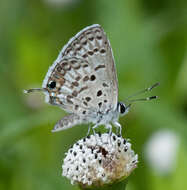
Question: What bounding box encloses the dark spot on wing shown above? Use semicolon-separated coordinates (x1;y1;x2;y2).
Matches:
75;105;79;110
85;31;91;35
88;51;94;56
97;90;102;96
93;48;99;53
83;101;88;106
90;75;96;81
62;62;71;71
94;29;100;33
96;35;102;40
83;75;89;82
56;66;62;72
98;102;102;107
79;86;88;93
75;76;81;81
72;81;79;87
83;64;88;68
95;65;106;71
66;48;72;54
67;95;73;104
76;46;82;51
71;60;77;64
70;59;81;69
72;90;78;97
82;40;87;45
100;49;106;54
103;83;109;87
89;36;94;41
85;97;91;102
82;54;88;59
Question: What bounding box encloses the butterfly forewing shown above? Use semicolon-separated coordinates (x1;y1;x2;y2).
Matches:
61;24;118;109
42;24;118;119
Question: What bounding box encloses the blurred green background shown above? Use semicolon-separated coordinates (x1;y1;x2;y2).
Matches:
0;0;187;190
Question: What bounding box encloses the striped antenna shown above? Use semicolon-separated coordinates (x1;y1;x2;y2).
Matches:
124;83;159;103
23;88;47;94
125;83;159;100
127;96;158;103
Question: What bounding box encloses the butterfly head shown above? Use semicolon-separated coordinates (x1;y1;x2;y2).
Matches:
24;78;62;105
44;78;64;105
117;102;131;116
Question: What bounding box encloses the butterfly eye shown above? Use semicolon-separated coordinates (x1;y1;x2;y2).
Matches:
120;103;126;114
117;102;126;114
48;81;56;89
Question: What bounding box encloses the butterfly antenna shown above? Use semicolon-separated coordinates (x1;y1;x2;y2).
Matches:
125;82;160;100
128;96;158;103
23;88;47;94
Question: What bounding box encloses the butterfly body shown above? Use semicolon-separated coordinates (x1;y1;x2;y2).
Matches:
52;106;121;132
26;24;133;134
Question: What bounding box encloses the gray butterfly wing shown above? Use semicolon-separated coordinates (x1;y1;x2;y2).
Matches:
42;25;118;131
60;24;118;109
52;113;88;132
43;57;96;114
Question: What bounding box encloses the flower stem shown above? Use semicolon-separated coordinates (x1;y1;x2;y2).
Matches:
79;178;128;190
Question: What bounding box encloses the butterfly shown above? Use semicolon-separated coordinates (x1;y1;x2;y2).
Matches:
24;24;158;135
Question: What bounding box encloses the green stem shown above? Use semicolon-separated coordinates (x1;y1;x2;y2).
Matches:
79;178;128;190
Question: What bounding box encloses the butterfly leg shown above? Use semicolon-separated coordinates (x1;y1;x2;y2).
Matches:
113;121;122;136
105;124;112;143
92;124;101;144
92;124;99;136
87;125;91;136
106;124;112;136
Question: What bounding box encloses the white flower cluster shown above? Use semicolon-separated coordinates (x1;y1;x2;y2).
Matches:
62;133;138;187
